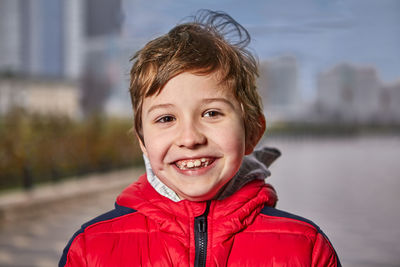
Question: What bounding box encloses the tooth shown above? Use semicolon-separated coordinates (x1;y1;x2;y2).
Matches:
187;161;194;168
194;160;201;167
201;158;206;163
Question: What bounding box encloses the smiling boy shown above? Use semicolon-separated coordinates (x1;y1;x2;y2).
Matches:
60;10;340;266
140;72;247;201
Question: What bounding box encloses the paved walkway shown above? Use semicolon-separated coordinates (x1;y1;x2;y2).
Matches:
0;168;144;267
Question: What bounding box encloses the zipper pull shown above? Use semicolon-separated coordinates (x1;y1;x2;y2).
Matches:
198;217;206;232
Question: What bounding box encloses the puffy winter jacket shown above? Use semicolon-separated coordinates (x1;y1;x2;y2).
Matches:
59;174;340;266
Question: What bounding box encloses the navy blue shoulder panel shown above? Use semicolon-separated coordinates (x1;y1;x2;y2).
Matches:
58;203;136;267
261;205;323;233
260;205;341;267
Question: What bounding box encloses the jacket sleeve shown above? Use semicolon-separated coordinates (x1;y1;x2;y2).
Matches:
59;233;87;267
311;232;341;267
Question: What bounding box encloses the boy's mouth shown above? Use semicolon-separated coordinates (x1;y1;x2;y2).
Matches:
174;157;215;170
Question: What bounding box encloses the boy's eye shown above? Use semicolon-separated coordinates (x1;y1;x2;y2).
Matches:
156;115;175;123
203;110;222;118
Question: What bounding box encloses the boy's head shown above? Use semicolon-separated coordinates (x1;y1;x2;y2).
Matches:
129;10;265;152
129;10;266;201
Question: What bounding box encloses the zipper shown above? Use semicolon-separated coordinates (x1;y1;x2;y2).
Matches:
194;201;211;267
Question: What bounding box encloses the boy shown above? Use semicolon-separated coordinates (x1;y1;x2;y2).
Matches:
60;10;340;266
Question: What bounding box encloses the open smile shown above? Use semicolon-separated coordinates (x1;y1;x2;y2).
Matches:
174;157;216;170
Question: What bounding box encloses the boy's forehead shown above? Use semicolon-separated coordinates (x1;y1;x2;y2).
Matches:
142;72;238;110
148;72;234;97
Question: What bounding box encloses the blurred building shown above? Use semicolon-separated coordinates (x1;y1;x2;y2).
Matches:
0;0;131;117
0;78;80;118
82;0;131;117
258;55;301;122
0;0;83;79
381;81;400;123
315;63;400;124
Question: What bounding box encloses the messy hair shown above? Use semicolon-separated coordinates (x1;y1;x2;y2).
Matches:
129;9;264;149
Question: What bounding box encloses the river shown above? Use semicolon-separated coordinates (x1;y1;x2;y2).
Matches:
263;136;400;267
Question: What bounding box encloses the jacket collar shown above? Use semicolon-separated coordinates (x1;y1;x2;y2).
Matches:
116;146;280;233
116;173;277;228
116;175;275;253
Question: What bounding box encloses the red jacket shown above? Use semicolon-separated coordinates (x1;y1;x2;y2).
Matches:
60;174;340;266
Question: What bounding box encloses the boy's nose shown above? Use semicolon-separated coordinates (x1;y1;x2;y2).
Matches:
176;122;206;149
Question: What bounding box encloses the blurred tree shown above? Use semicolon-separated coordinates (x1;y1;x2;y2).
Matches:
0;110;142;192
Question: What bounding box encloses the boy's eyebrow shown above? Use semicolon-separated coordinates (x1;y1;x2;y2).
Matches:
202;98;236;109
146;98;236;115
146;104;174;115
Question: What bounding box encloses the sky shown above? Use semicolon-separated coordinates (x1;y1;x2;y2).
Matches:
121;0;400;100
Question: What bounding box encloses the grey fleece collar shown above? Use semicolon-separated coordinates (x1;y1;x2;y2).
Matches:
217;147;281;200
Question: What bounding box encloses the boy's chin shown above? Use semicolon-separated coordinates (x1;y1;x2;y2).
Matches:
175;180;232;202
177;189;217;202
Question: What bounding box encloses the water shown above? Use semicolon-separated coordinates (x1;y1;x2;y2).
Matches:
264;136;400;267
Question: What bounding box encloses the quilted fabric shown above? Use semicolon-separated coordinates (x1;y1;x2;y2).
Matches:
60;174;340;266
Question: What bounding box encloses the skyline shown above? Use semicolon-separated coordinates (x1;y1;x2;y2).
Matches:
121;0;400;99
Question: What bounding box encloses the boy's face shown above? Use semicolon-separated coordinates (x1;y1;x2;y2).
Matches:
139;72;247;201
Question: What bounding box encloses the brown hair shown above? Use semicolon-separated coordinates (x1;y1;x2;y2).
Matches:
129;10;264;149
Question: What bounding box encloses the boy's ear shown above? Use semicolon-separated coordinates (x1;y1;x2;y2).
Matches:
137;136;148;157
245;114;266;155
